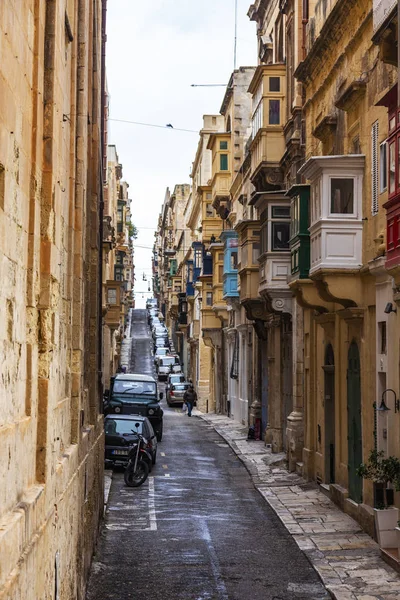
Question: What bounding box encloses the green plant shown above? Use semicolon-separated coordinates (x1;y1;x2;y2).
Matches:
356;450;400;509
128;222;138;240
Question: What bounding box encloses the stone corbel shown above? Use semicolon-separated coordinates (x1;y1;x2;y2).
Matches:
202;328;222;350
289;280;332;314
312;275;360;308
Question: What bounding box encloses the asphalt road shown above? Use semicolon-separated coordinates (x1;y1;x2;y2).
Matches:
86;309;329;600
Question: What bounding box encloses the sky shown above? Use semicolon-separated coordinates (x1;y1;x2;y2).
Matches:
106;0;257;308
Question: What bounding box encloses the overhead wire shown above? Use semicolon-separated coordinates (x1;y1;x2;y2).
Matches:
108;118;198;133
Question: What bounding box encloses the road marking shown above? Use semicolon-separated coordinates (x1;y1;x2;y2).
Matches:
199;519;229;600
162;464;168;469
148;477;157;531
164;473;170;477
161;452;166;457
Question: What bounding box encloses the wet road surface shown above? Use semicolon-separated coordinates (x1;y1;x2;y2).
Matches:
86;309;329;600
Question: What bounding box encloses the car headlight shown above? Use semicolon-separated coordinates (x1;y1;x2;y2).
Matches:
148;408;155;415
114;406;121;413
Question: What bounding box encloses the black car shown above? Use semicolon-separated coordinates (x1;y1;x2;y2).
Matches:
106;374;164;441
104;414;158;465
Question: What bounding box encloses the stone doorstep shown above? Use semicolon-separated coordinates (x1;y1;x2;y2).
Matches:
381;548;400;575
200;413;400;599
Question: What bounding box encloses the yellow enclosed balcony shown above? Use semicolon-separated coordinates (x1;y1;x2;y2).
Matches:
248;65;286;189
235;220;261;302
207;133;231;215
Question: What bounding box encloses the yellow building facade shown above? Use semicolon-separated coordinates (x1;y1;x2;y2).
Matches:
293;0;398;533
0;1;105;598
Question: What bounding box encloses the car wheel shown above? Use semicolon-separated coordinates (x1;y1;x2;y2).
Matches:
152;449;157;465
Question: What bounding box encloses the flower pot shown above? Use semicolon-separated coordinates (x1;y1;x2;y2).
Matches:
396;527;400;555
374;507;399;548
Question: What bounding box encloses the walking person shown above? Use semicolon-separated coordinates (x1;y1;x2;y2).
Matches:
183;384;197;417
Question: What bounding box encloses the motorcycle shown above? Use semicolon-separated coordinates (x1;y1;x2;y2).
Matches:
124;425;152;487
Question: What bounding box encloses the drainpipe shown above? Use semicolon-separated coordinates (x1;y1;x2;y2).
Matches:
98;0;108;412
302;0;309;60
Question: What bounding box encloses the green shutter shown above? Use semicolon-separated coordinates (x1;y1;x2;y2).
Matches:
220;154;228;171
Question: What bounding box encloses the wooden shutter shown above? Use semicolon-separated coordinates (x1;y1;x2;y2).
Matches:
371;121;379;216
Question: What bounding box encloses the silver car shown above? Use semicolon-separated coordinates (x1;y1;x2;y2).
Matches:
166;382;190;406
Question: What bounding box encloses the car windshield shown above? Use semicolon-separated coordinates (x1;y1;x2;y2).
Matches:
170;375;185;384
173;384;189;391
105;418;143;436
160;357;176;366
113;380;156;395
156;349;168;355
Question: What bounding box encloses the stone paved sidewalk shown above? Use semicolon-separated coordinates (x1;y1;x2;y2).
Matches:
197;412;400;600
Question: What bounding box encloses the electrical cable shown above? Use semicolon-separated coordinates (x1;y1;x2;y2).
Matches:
108;118;198;133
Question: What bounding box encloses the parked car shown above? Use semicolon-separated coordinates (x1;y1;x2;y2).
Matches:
104;414;158;465
152;326;167;339
166;381;190;405
154;337;169;352
105;373;164;441
154;347;169;366
157;355;180;381
166;372;186;392
146;298;158;309
170;364;183;375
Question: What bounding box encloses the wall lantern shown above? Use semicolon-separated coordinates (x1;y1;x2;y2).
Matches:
377;388;400;413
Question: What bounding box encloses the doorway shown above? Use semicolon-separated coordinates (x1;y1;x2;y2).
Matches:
323;344;335;484
347;340;362;503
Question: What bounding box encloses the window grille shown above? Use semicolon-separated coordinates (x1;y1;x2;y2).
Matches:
371;121;379;216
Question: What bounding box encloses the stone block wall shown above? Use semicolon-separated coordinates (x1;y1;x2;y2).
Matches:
0;1;104;598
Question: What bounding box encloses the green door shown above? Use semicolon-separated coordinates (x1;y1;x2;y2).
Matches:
347;341;362;503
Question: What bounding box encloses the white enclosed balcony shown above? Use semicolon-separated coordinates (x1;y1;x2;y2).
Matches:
299;155;365;275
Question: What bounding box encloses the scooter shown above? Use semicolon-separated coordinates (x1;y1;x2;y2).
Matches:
124;425;151;487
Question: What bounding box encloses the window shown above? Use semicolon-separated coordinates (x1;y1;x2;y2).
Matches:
218;264;223;282
272;222;290;250
206;193;212;200
380;141;387;192
220;141;228;150
378;321;387;354
206;291;213;306
252;242;260;264
272;206;290;218
291;195;300;237
389;141;395;194
269;77;280;92
231;251;238;270
206;203;214;217
371;121;379;215
107;288;117;305
220;154;228;171
252;102;263;137
269;100;280;125
330;178;354;214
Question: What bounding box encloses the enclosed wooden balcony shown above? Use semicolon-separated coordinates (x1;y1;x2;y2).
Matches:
207;133;231;210
235;220;260;302
248;64;286;190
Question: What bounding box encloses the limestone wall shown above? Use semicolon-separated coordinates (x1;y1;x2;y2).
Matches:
0;1;104;598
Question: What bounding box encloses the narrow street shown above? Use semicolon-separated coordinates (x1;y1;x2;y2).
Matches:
86;310;329;600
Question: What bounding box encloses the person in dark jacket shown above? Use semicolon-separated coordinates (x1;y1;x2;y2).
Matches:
183;385;197;417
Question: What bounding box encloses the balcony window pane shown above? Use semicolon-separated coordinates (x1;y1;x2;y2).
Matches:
272;206;290;218
330;178;354;214
269;99;280;125
218;264;223;282
389;142;395;194
272;222;290;251
206;291;213;306
252;242;260;264
107;288;117;305
220;154;228;170
220;141;228;150
206;203;213;217
269;77;280;92
231;251;238;270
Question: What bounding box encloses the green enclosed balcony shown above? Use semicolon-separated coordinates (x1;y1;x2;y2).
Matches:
287;185;310;280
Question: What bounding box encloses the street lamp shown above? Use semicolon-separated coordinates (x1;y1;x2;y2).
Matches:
377;388;400;413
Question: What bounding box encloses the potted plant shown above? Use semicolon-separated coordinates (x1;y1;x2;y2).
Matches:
356;450;400;548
